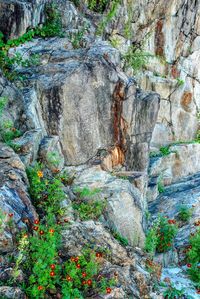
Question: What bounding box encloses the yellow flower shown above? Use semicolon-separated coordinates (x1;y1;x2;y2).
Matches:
37;171;43;178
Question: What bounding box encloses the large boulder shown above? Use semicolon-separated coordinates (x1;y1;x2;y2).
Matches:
149;143;200;185
73;166;145;247
0;143;37;253
0;0;46;39
62;220;154;299
13;38;159;171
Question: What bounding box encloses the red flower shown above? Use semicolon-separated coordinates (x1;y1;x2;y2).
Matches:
38;286;43;291
34;219;39;224
8;213;13;217
39;230;44;235
96;252;103;258
64;218;69;223
106;287;112;294
167;243;171;247
70;257;75;262
66;275;72;281
196;289;200;294
87;279;92;286
187;263;192;268
49;229;55;234
168;219;175;224
50;271;55;277
76;264;81;269
74;257;79;262
50;264;55;270
82;280;87;285
33;226;39;231
82;272;87;277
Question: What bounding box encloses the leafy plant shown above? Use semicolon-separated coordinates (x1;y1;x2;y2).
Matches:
163;284;185;299
96;0;120;35
178;205;193;222
87;0;108;13
24;215;62;299
176;78;184;87
123;45;152;73
145;216;177;254
62;248;115;298
158;177;165;193
112;230;129;246
159;146;171;156
26;162;66;215
73;199;106;221
68;25;88;49
72;186;106;220
186;229;200;287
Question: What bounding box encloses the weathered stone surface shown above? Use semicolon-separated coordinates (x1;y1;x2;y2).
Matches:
73;166;145;247
0;0;46;40
62;220;156;299
13;129;43;167
0;73;24;137
161;268;199;299
99;0;200;146
0;286;25;299
0;143;36;252
38;135;64;171
149;143;200;185
12;38;159;172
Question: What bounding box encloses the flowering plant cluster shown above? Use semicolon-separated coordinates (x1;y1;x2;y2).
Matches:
145;215;178;254
26;162;66;215
186;229;200;289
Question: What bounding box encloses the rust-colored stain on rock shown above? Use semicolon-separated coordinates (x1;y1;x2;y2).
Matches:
155;20;165;57
181;92;192;111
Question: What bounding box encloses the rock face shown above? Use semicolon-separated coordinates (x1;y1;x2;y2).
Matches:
13;37;159;171
149;143;200;185
105;0;200;146
73;166;145;247
62;220;153;299
0;143;36;253
0;0;46;40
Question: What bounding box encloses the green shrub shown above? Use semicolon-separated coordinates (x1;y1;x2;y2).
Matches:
87;0;108;13
73;199;106;221
158;178;165;193
96;0;120;35
159;146;171;156
176;78;184;87
26;162;66;215
177;205;192;222
123;45;152;73
73;186;106;221
163;284;184;299
186;229;200;288
62;248;115;298
24;214;62;299
145;216;177;254
112;230;129;246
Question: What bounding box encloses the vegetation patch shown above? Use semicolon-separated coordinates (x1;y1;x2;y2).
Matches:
73;186;106;221
145;215;177;254
177;205;193;223
111;230;129;246
123;45;152;73
0;3;62;81
0;96;22;149
186;229;200;288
